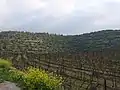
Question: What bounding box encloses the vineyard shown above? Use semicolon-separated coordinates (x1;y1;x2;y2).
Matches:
0;50;120;90
1;31;120;90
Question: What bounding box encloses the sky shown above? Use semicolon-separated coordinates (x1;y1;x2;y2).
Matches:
0;0;120;34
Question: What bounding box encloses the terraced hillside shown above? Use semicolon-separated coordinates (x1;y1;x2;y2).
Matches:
1;30;120;53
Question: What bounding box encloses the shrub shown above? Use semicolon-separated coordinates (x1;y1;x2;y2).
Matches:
0;68;8;83
9;67;62;90
0;59;12;82
23;67;62;90
9;67;25;84
0;59;12;68
0;59;63;90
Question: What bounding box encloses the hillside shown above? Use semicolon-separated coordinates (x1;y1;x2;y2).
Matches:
0;30;120;53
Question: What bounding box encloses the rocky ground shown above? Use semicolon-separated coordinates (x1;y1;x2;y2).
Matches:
0;81;20;90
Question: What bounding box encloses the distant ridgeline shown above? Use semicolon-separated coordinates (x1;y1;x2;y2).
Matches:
0;30;120;53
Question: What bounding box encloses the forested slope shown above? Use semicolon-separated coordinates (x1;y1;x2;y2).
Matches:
0;30;120;53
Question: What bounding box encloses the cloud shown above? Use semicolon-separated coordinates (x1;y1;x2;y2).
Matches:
0;0;120;34
0;0;10;25
94;1;120;26
42;0;75;17
7;0;46;13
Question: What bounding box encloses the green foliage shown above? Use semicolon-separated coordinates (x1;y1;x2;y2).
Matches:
0;60;62;90
9;67;62;90
0;68;10;83
0;59;12;68
9;67;25;84
0;59;12;82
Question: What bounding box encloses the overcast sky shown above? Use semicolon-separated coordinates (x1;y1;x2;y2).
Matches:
0;0;120;34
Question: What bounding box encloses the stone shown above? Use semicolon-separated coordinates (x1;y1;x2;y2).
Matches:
0;81;20;90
